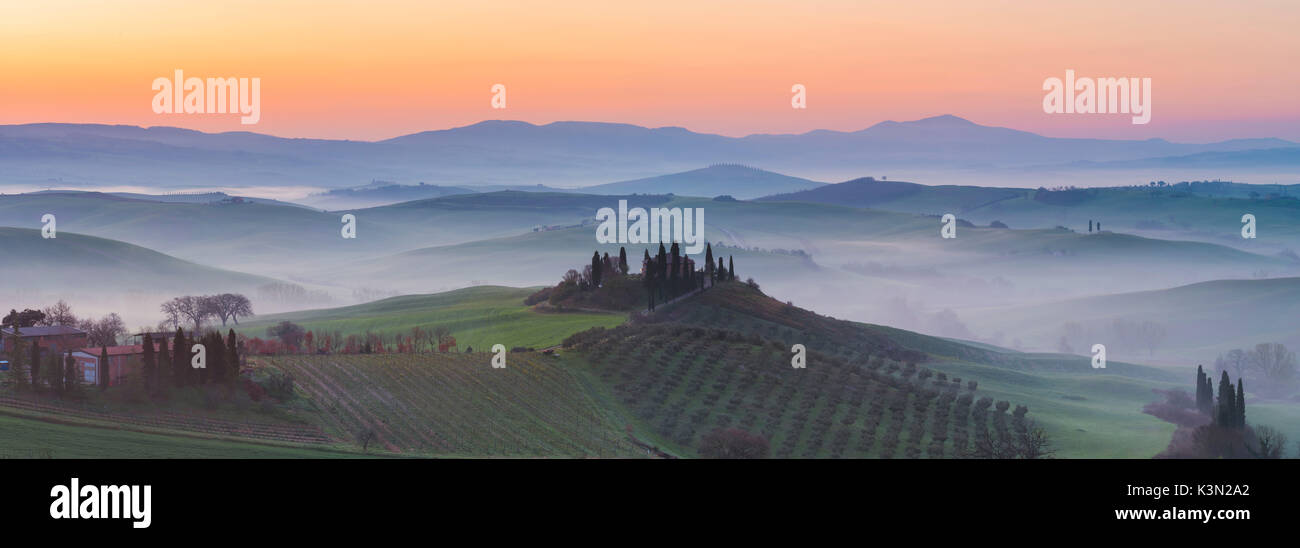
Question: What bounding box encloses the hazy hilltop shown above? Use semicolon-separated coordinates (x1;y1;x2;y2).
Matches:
3;116;1297;191
579;164;824;199
759;177;1300;255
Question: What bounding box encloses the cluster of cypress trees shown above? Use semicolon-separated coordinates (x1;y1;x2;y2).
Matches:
1195;365;1246;429
640;242;735;311
127;328;240;396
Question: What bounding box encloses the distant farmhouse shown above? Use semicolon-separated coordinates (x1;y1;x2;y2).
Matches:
0;325;87;355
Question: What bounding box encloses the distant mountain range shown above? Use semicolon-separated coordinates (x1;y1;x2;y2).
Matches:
2;115;1296;192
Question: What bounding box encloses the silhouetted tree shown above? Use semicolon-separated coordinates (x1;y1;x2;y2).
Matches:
63;351;75;394
1216;371;1236;428
227;329;240;383
1236;379;1246;428
704;242;715;284
172;328;188;387
618;247;628;275
591;251;602;288
98;345;109;391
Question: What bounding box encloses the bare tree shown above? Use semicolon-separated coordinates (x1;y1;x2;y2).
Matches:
165;296;214;333
1252;425;1288;459
355;425;378;453
39;300;77;326
1215;348;1250;381
207;293;254;326
1248;343;1296;388
79;313;126;347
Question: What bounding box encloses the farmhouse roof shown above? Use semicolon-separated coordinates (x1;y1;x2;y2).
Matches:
0;325;86;337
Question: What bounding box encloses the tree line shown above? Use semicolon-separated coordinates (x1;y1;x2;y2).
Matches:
531;244;739;312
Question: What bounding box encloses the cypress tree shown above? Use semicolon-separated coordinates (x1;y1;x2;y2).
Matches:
172;328;187;387
98;345;109;391
591;251;602;288
728;256;734;281
227;329;239;384
6;327;27;390
704;243;715;284
1216;371;1234;427
1205;376;1215;414
63;351;75;393
656;244;668;301
195;332;208;385
206;332;226;385
1236;379;1246;428
669;243;681;297
29;340;41;391
641;249;655;310
1195;365;1205;412
142;333;156;395
618;247;628;275
47;352;63;396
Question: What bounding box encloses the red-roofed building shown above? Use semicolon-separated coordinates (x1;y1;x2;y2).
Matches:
1;325;87;355
73;343;158;386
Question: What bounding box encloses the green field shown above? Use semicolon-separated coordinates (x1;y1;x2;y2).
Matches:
237;285;627;351
0;412;369;459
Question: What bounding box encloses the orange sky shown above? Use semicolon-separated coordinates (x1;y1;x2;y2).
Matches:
2;0;1298;141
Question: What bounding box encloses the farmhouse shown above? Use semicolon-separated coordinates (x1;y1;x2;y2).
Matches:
73;343;159;386
0;325;88;355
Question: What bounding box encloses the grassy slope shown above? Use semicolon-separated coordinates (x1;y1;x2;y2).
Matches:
237;285;626;351
0;412;369;458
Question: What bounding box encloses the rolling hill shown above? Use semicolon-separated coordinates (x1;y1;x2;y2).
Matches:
0;227;271;293
580;164;825;199
970;277;1300;363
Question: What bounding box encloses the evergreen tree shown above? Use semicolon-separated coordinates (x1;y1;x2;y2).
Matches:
47;351;63;397
227;329;240;384
591;251;602;288
29;339;41;391
1236;379;1246;428
196;331;208;385
98;345;109;391
172;328;187;387
205;332;226;385
1195;365;1205;412
6;327;28;389
618;247;628;275
1216;371;1234;427
1196;365;1216;415
63;351;76;394
669;243;681;297
656;244;668;301
728;256;735;281
641;249;655;310
704;243;715;284
717;257;725;281
142;333;156;395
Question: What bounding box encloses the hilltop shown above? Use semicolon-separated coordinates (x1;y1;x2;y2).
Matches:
580;164;825;199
